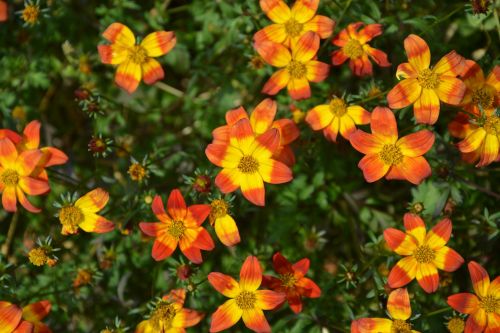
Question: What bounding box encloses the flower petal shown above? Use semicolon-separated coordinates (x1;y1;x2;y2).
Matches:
358;154;390;183
397;130;435;157
433;246;464;272
102;22;135;46
254;24;287;45
152;235;177;261
194;228;215;251
305;60;329;82
425;218;452;249
364;45;391;67
215;168;241;193
16;188;40;213
339;114;357;139
241;308;271;333
287;77;311;100
384;228;418;255
1;186;17;212
139;222;164;237
230;118;255;153
97;44;128;64
240;256;262;292
250;99;277;135
349;54;373;76
255;41;291;67
433;50;465;76
255;290;286;310
396;62;418;79
187;204;211;226
205;144;242;169
349;130;383;154
262;69;290;95
351;318;393;333
436;76;466;105
447;293;480;314
370;107;398;143
115;60;141;94
387;78;422;109
404;34;430;71
292;258;310;276
457;128;486;153
259;0;291;24
403;213;426;244
0;138;18;168
291;0;318;23
214;215;241;246
387;288;411;321
74;188;109;213
347;105;370;125
302;15;335;38
292;31;319;62
209;299;243;333
179;230;204;264
272;119;299;145
167;189;187;221
17;149;43;176
468;261;490;298
258;159;292;184
22;300;50;322
331;50;349;65
323;117;340;142
208;272;241;298
416;262;439;293
151;195;170;222
413;88;440;125
12;321;34;333
79;213;114;233
477;134;500;167
18;177;49;195
397;156;432;185
142;58;164;85
306;105;333;130
388;256;418;289
0;303;22;333
466;314;486;333
141;31;176;57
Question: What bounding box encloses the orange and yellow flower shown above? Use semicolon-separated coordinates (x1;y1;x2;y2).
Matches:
208;256;285;333
349;107;435;184
448;112;482;165
0;300;52;333
387;34;466;125
255;31;329;100
209;198;240;247
135;289;204;333
57;188;114;235
211;98;300;166
351;288;419;333
331;22;391;76
98;22;176;93
447;261;499;333
206;118;293;206
384;213;464;293
305;97;370;141
139;189;214;264
460;60;499;115
262;252;321;314
253;0;335;48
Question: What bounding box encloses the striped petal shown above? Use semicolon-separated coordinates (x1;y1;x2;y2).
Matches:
0;138;18;168
387;78;422;109
486;313;500;333
179;230;204;264
75;188;109;213
388;256;418;289
22;300;50;322
358;23;383;43
403;213;426;244
347;105;370;124
461;59;485;87
339;115;357;139
22;120;40;149
384;228;418;255
79;213;114;233
253;24;287;45
230;118;255;153
260;0;291;24
331;50;349;65
413;89;440;125
253;128;280;159
458;128;486;153
208;272;241;298
349;55;373;76
397;156;432;185
193;228;215;251
291;0;318;23
349;131;383;154
305;60;329;82
397;130;435;157
396;62;418;79
365;45;391;67
97;44;128;64
241;308;271;333
466;314;486;333
404;34;430;71
167;189;187;221
287;77;311;100
255;290;285;310
102;22;135;46
358;154;390;183
187;204;211;226
255;41;291;67
173;308;204;328
139;222;164;237
152;235;177;261
209;299;243;333
416;262;439;293
447;293;479;314
272;119;299;145
205;144;241;168
485;65;500;91
214;215;241;246
12;321;33;333
468;261;490;298
2;186;17;212
296;276;321;297
302;15;335;38
18;177;49;195
262;69;290;95
226;106;249;125
387;288;411;321
436;76;466;105
240;174;265;206
250;98;277;135
258;159;292;184
0;1;6;22
140;31;176;57
240;256;262;292
16;188;40;213
152;195;170;222
17;149;42;176
41;147;68;167
351;318;393;333
489;276;500;297
306;105;333;130
0;303;22;333
323;117;340;142
115;60;141;94
433;246;464;272
433;51;465;76
142;58;164;85
370;107;398;143
477;134;500;167
293;31;319;62
215;168;241;193
425;218;452;249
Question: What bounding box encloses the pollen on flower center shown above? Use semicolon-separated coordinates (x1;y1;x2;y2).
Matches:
22;4;40;25
238;155;259;174
379;144;403;165
472;87;494;109
150;301;176;330
235;291;256;310
329;98;347;117
284;19;304;37
413;245;435;264
128;45;148;64
280;273;298;288
391;319;412;333
287;60;307;79
210;199;228;219
343;39;364;59
168;220;186;240
59;206;84;232
447;317;465;333
128;163;146;182
0;169;20;187
483;116;500;136
479;295;499;313
28;248;48;266
417;68;440;89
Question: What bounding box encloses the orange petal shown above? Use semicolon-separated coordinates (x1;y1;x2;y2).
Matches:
291;0;318;23
179;232;203;264
370;107;398;143
194;228;215;251
41;147;68;167
425;218;452;249
250;99;277;135
416;262;439;293
436;76;466;105
15;188;40;213
349;130;383;154
253;24;287;45
461;59;485;88
323;117;340;142
240;174;265;206
12;321;33;333
230;118;255;153
468;261;490;297
79;213;114;233
152;235;177;261
19;177;49;195
102;22;135;46
262;69;290;95
226;106;249;126
209;299;243;333
205;144;241;168
22;120;40;149
75;188;109;213
457;128;486;153
255;290;286;310
151;195;170;222
272;119;299;145
22;300;50;322
2;186;17;212
404;34;430;71
0;138;18;168
240;256;262;291
215;168;241;193
365;45;391;67
254;41;291;67
167;189;187;221
387;288;411;321
142;58;164;85
115;60;141;94
0;130;22;144
271;252;293;275
303;15;335;38
173;308;204;328
287;77;311;100
212;126;230;144
433;50;465;76
486;313;500;332
357;23;383;43
0;303;22;333
292;258;310;276
306;60;329;82
489;276;500;297
258;159;292;184
0;1;7;22
413;89;440;125
259;0;291;24
388;256;418;289
477;134;500;167
292;31;319;62
384;228;418;255
139;222;164;237
433;246;464;272
297;276;321;298
339;115;356;139
141;31;176;57
396;62;418;79
349;54;373;76
387;78;422;109
447;293;480;314
187;204;211;226
241;308;271;333
397;130;435;157
347;105;370;125
253;128;280;159
214;215;241;247
397;156;432;185
97;44;127;65
467;311;487;332
17;149;43;176
331;49;349;65
306;105;333;130
485;64;500;91
403;213;426;244
358;154;390;183
208;272;241;298
351;318;393;333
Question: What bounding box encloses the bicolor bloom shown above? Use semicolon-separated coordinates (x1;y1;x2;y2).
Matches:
135;289;204;333
0;1;7;22
256;31;329;100
262;252;321;314
57;188;114;235
98;22;176;93
0;300;52;333
387;34;466;125
349;107;435;184
305;97;370;142
448;112;481;164
351;288;419;333
208;256;285;333
139;189;214;264
447;261;499;333
331;22;390;76
211;98;300;166
460;60;499;115
209;198;240;247
0;138;49;213
254;0;335;48
206;118;293;206
384;214;464;293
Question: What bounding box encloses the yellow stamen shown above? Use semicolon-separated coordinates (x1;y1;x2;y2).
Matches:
417;68;440;89
479;294;498;313
413;245;435;264
128;45;148;64
235;291;256;310
391;319;412;333
343;39;364;59
238;155;259;174
284;19;304;37
329;98;347;117
22;4;40;25
280;273;298;289
59;206;84;234
287;60;307;79
0;169;19;187
128;163;147;182
209;199;228;225
150;301;177;331
379;145;403;165
168;220;186;240
447;317;465;333
28;248;48;266
483;116;500;136
471;86;494;109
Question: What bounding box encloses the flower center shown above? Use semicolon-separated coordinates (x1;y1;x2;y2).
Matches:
210;199;228;221
329;98;347;117
128;163;146;182
22;4;40;25
287;60;307;79
417;68;440;89
280;273;298;289
59;206;84;233
168;220;186;240
483;116;500;136
28;248;48;266
284;18;304;37
0;169;20;187
235;291;256;310
391;319;412;333
471;86;494;109
128;45;148;64
413;245;435;264
447;317;465;333
343;39;364;59
238;155;259;174
379;144;403;165
150;302;177;331
479;295;499;313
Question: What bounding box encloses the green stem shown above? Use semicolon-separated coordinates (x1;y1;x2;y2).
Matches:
155;82;184;97
425;307;451;317
1;211;19;257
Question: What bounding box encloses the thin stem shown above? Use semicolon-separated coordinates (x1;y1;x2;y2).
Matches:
155;82;184;98
454;175;500;200
425;307;451;317
20;286;74;303
354;89;391;104
1;212;19;257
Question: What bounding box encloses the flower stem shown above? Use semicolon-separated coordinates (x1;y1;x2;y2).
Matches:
1;211;19;257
